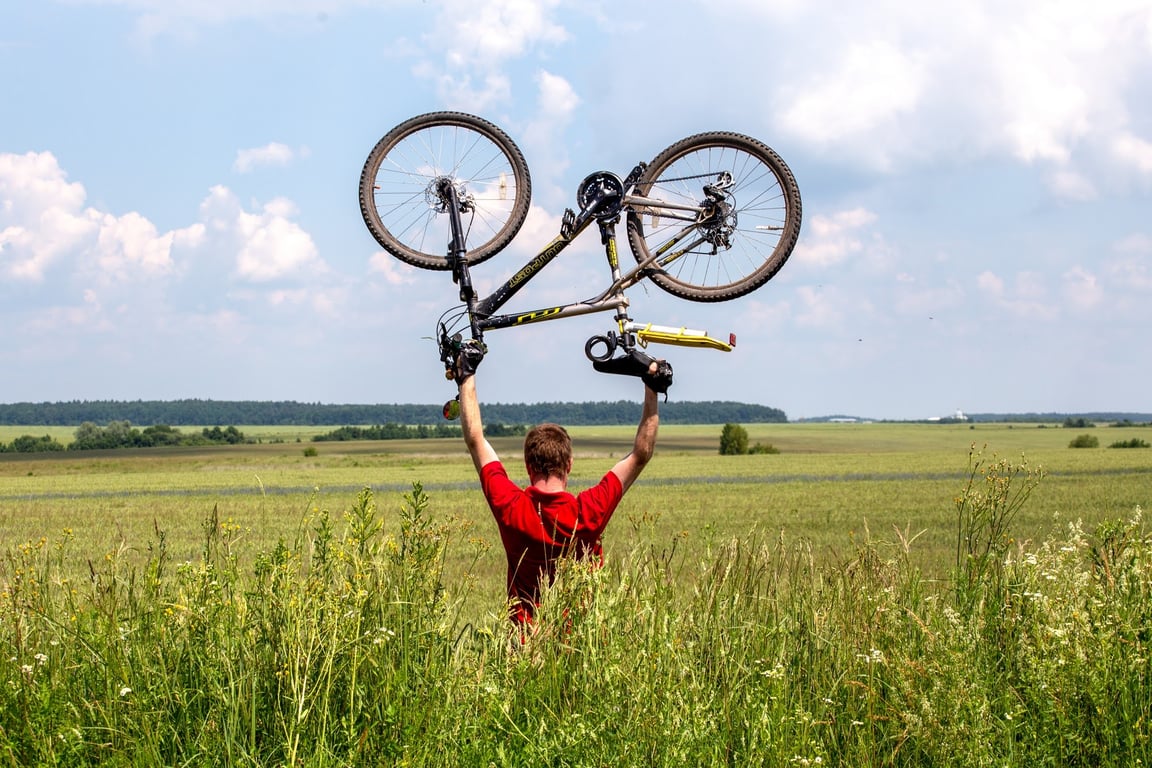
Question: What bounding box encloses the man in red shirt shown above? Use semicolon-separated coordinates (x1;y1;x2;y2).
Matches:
452;343;667;624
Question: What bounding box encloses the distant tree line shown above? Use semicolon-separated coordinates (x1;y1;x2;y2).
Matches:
1;420;534;453
69;423;249;451
312;422;525;442
313;424;461;442
0;399;788;426
0;435;65;453
964;412;1152;424
2;423;251;453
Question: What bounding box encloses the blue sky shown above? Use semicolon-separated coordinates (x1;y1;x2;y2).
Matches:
2;0;1151;420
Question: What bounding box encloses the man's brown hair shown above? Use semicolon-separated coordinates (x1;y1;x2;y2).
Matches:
523;423;572;480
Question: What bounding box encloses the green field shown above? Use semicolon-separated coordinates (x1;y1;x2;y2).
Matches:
2;421;1149;613
2;421;1150;765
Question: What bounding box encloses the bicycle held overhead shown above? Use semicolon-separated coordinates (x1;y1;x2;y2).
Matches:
358;111;803;411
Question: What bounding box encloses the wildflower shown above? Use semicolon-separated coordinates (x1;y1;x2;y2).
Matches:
34;653;47;666
119;686;132;697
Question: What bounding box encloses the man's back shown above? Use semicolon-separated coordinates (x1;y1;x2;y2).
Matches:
452;355;663;623
479;461;624;619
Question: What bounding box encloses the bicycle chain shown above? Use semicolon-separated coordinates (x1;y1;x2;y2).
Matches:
645;171;720;185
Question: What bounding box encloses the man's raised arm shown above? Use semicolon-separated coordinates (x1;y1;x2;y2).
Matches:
458;374;499;474
610;380;659;493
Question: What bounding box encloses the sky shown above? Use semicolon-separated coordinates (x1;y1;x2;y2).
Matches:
2;0;1151;420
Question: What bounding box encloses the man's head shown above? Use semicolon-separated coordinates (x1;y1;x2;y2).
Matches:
523;423;572;481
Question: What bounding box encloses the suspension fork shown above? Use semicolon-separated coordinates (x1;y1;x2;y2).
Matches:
439;179;484;342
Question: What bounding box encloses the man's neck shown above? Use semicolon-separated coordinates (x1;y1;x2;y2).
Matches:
530;475;568;493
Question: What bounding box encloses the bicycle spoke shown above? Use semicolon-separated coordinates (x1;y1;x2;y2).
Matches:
361;115;530;267
627;131;800;301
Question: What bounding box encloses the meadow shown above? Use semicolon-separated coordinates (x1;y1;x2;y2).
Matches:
0;421;1149;765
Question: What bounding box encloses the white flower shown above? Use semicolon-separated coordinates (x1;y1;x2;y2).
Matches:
119;686;132;697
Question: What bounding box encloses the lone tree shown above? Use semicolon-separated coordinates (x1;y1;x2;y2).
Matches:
719;423;749;455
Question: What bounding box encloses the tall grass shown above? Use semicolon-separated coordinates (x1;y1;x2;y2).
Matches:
1;454;1149;766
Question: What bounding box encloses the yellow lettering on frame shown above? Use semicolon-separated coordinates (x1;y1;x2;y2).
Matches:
514;307;562;324
508;238;567;288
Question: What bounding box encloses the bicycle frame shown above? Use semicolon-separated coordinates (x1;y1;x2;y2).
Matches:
441;169;736;357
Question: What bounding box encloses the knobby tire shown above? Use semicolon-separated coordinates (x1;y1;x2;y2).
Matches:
626;132;802;302
359;112;532;270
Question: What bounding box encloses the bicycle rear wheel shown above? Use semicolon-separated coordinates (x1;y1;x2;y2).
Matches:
626;132;801;301
359;112;532;270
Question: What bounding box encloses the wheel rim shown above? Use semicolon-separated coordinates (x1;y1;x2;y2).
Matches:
639;142;793;293
369;123;525;261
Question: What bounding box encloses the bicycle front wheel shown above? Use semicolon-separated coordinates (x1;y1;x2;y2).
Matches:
626;132;801;301
359;112;532;270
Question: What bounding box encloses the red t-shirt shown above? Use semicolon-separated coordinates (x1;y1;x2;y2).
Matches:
479;461;623;622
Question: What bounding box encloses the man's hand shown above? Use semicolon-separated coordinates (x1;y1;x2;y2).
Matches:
448;339;486;383
591;348;673;396
641;359;673;395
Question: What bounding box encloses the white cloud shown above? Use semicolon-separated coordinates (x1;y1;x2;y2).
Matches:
759;0;1152;189
266;287;340;316
0;151;204;285
515;70;581;203
236;204;322;281
1112;132;1152;175
23;289;110;333
1047;170;1098;201
420;70;513;115
92;210;178;280
2;149;331;349
735;297;793;337
197;186;325;282
1106;236;1152;291
791;208;877;269
794;285;845;329
535;69;579;117
60;0;387;31
1115;233;1152;255
1063;266;1104;310
977;270;1004;297
436;0;566;68
779;40;925;165
977;269;1058;319
233;142;302;173
893;276;966;316
368;252;419;285
419;0;568;110
0;151;93;280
